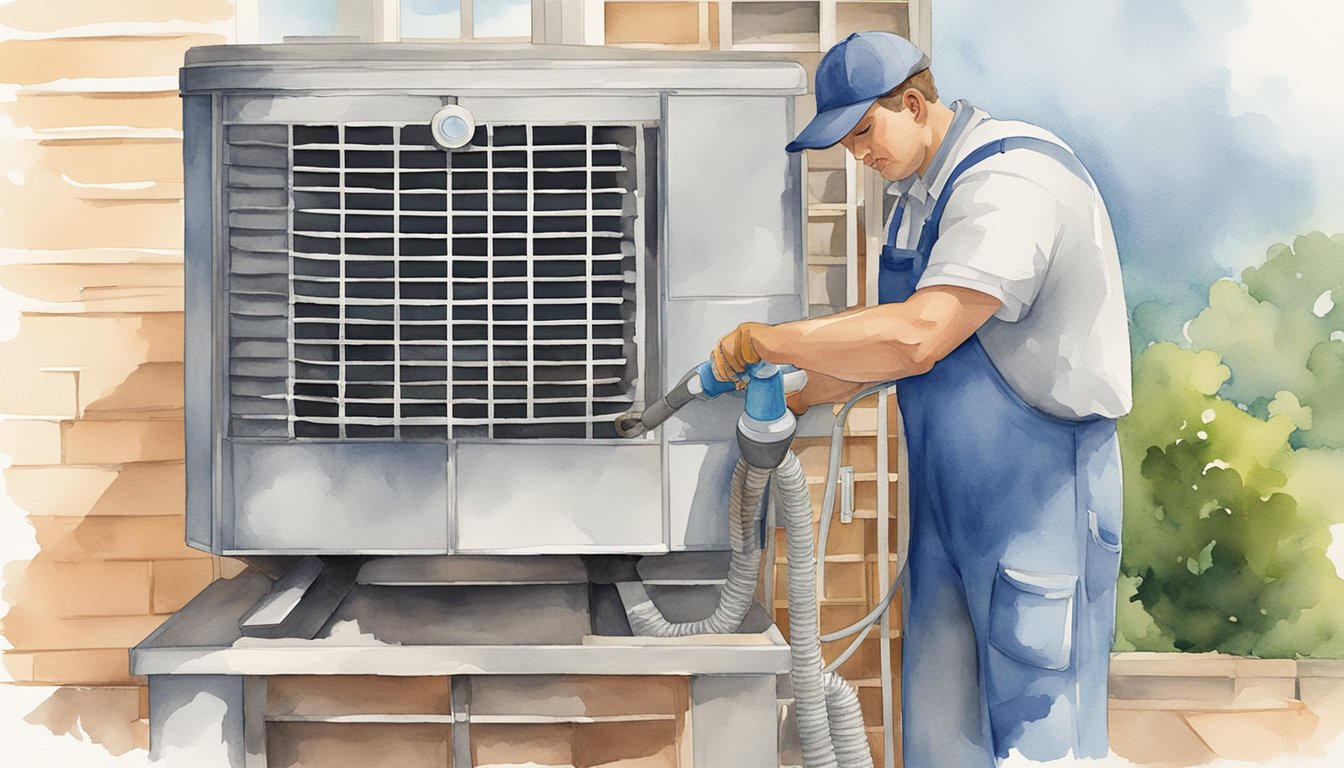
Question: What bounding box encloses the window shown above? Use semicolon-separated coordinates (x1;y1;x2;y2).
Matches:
401;0;533;40
248;0;532;43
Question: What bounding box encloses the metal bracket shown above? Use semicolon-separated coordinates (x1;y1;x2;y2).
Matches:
238;556;361;639
839;465;855;524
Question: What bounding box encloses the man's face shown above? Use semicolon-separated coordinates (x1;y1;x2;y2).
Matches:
839;100;927;182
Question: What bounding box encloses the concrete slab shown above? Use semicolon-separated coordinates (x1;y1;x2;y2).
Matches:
1108;710;1216;767
1182;702;1319;763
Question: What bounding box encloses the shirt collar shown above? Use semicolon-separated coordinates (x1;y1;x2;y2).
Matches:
888;99;979;202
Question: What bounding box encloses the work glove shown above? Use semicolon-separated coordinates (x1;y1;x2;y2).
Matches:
711;322;766;386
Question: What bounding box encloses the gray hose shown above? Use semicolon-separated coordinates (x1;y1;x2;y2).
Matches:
824;672;874;768
626;447;873;767
625;458;770;636
775;452;839;767
777;451;875;768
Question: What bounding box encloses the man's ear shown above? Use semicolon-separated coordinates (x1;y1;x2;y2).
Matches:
904;89;925;123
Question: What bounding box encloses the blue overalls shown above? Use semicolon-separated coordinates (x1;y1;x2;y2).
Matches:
880;138;1123;766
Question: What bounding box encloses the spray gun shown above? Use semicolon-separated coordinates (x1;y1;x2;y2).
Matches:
614;361;808;469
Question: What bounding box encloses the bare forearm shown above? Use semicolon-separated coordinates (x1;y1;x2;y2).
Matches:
752;286;1002;383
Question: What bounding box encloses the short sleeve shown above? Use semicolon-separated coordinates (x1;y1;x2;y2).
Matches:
915;170;1063;322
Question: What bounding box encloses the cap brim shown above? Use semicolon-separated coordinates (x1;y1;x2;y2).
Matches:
785;98;877;153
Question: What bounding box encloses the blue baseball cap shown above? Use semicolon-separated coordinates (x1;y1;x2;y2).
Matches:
786;32;931;153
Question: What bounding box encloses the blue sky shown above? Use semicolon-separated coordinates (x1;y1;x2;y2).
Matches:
932;1;1344;343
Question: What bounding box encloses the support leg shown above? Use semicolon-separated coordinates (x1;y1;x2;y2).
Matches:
149;674;247;768
690;675;778;768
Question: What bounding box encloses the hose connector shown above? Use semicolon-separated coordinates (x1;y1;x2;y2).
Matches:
736;363;797;469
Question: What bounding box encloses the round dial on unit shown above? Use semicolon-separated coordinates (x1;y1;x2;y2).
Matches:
431;105;476;150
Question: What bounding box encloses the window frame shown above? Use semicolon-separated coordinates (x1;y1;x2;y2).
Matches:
236;0;534;44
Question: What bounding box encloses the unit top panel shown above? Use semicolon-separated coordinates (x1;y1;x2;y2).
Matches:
181;44;809;95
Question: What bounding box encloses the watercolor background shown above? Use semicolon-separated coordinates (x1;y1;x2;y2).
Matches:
5;0;1344;765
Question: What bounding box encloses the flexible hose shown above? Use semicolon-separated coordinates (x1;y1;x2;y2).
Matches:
780;448;875;768
774;451;840;768
624;458;770;636
824;672;874;768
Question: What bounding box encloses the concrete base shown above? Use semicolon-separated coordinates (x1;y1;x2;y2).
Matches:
134;567;791;767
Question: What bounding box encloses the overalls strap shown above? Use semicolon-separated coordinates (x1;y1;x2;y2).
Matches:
914;136;1093;257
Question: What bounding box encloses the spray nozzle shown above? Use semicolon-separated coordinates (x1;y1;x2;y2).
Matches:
614;361;807;462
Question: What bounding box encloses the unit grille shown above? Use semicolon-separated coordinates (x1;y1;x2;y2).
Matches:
225;121;645;441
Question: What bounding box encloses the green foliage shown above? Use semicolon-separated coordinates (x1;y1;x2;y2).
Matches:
1117;233;1344;657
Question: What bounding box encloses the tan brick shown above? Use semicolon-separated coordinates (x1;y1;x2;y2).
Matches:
83;363;184;418
23;138;183;187
575;720;678;767
841;436;878;474
606;3;702;45
823;560;868;601
866;561;902;611
474;676;683;719
2;462;116;516
823;515;868;556
269;676;451;717
268;722;451;768
867;728;885;768
0;265;184;313
827;634;880;680
31;515;206;562
0;418;63;464
3;650;37;682
23;649;140;686
0;0;235;31
791;438;832;478
0;368;79;418
7;90;182;131
1;609;165;651
3;464;178;517
3;559;152;618
473;723;574;766
87;461;185;517
151;558;213;614
0;194;183;251
62;419;183;464
0;35;226;85
0;247;183;267
0;313;183;370
67;560;155;617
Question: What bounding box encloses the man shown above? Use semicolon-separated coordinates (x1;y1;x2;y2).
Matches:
711;32;1131;766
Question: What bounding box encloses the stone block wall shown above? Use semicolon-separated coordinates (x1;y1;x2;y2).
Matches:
0;0;240;744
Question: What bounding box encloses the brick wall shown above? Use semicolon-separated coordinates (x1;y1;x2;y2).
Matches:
0;0;239;735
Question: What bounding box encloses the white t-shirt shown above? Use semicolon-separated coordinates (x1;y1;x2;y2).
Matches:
888;101;1133;419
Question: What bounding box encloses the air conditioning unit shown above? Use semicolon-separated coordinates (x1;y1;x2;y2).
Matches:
181;44;808;558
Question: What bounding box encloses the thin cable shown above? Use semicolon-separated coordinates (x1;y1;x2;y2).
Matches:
821;568;903;643
816;382;898;594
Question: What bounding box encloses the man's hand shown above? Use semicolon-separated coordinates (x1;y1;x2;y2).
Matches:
711;322;767;383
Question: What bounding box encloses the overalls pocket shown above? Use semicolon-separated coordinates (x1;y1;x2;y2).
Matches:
988;565;1077;670
879;245;920;304
1085;508;1122;603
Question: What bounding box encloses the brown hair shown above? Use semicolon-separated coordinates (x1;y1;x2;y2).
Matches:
875;69;939;111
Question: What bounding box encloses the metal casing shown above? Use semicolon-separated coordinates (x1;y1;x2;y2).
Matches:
182;44;806;555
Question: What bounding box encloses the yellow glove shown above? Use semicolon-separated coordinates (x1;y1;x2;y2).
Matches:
711;322;766;385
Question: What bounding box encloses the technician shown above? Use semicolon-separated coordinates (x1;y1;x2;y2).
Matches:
711;32;1132;766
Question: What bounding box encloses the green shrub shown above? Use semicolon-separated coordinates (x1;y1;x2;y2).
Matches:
1117;232;1344;657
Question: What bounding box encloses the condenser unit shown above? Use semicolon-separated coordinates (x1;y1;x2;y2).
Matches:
181;44;808;557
